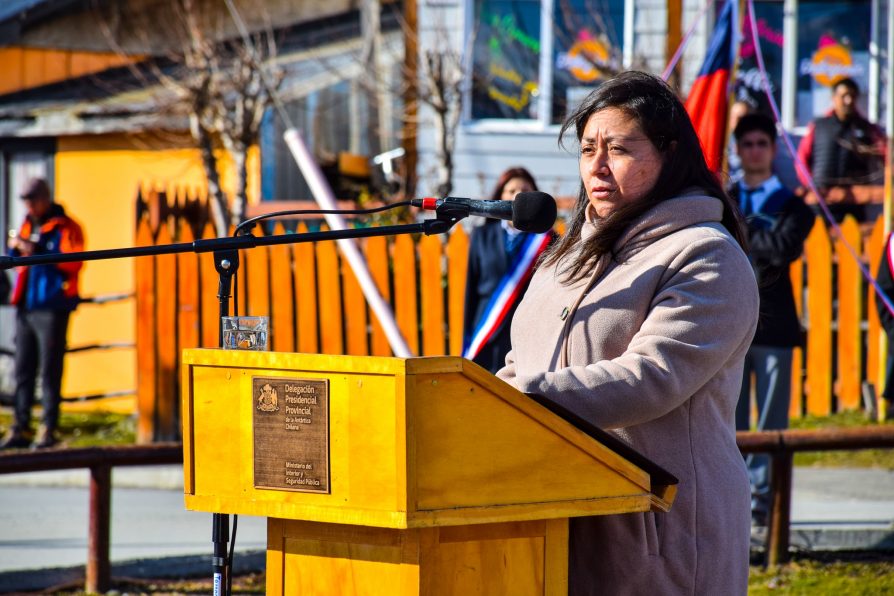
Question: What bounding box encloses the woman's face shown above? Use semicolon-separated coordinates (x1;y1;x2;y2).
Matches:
501;176;534;201
579;107;664;218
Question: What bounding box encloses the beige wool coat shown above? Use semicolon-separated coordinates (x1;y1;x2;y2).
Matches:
498;193;759;595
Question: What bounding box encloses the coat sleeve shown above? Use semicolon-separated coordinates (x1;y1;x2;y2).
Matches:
513;236;759;430
748;193;815;266
496;348;517;384
876;236;894;337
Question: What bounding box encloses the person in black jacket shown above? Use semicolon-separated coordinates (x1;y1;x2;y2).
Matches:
796;78;886;222
463;167;551;373
731;114;816;525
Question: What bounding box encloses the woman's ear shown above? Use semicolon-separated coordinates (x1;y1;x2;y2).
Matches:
668;140;678;152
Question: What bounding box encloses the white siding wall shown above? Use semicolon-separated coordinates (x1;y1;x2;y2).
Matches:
634;0;669;75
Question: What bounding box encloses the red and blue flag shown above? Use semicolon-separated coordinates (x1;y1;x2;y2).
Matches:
684;0;738;174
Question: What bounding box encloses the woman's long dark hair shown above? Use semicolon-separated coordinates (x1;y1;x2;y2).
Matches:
489;166;539;201
543;71;747;284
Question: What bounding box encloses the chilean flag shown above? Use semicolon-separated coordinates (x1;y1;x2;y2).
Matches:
684;0;738;173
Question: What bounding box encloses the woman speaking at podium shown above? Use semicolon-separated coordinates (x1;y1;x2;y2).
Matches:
497;71;758;595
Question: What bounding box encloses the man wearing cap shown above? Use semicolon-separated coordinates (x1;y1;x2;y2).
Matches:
2;178;84;449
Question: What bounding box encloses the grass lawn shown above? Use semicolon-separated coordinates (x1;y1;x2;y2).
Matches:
39;554;894;595
749;552;894;595
0;408;135;448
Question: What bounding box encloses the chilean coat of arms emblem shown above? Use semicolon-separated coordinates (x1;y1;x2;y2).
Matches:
257;383;279;412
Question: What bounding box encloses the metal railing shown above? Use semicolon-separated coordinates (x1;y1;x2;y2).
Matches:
0;443;181;593
737;426;894;566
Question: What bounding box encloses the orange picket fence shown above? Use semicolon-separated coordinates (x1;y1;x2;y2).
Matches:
134;189;890;441
796;215;888;419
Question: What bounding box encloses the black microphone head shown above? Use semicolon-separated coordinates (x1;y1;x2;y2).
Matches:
511;192;557;233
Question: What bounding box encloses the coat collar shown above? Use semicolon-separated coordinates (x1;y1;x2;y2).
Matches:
580;191;724;256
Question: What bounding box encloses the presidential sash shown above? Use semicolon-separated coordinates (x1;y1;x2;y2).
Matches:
463;232;551;360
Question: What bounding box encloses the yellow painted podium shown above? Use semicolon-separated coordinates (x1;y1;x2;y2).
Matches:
182;350;677;595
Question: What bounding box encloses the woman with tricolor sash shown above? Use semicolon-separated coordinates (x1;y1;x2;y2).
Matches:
462;167;554;373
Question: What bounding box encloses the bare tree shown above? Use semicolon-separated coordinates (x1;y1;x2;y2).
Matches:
418;35;467;198
163;0;283;235
361;6;468;199
96;0;281;236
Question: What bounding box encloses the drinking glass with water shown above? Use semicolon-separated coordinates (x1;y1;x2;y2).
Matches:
222;316;269;350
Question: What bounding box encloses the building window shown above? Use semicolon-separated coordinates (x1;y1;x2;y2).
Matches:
262;80;370;201
471;0;542;121
795;0;872;126
469;0;625;127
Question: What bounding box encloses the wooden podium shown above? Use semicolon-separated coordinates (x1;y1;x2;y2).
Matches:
182;350;677;595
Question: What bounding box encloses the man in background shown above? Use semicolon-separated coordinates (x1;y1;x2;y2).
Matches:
2;178;84;449
732;114;815;526
797;77;886;221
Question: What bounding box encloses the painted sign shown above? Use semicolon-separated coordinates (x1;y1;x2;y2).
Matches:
555;32;611;83
800;38;863;87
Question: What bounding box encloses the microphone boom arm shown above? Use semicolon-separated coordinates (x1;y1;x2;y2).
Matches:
0;216;458;271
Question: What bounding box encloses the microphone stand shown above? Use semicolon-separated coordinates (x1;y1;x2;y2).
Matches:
1;210;462;596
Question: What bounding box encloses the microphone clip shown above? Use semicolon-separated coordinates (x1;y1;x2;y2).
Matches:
413;197;468;235
423;208;461;235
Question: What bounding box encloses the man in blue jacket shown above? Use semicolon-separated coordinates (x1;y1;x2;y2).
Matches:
731;114;816;526
2;178;84;449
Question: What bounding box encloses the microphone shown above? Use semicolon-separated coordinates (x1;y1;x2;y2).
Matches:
411;191;557;234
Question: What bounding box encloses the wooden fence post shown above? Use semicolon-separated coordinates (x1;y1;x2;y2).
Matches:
790;256;804;419
177;220;200;363
805;218;833;415
317;236;343;355
447;228;469;356
394;234;419;356
269;223;296;353
366;236;392;356
294;223;319;354
155;222;178;440
419;234;446;356
343;248;369;356
86;465;111;594
245;229;271;318
199;223;220;349
135;218;157;444
836;216;863;410
867;219;886;398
